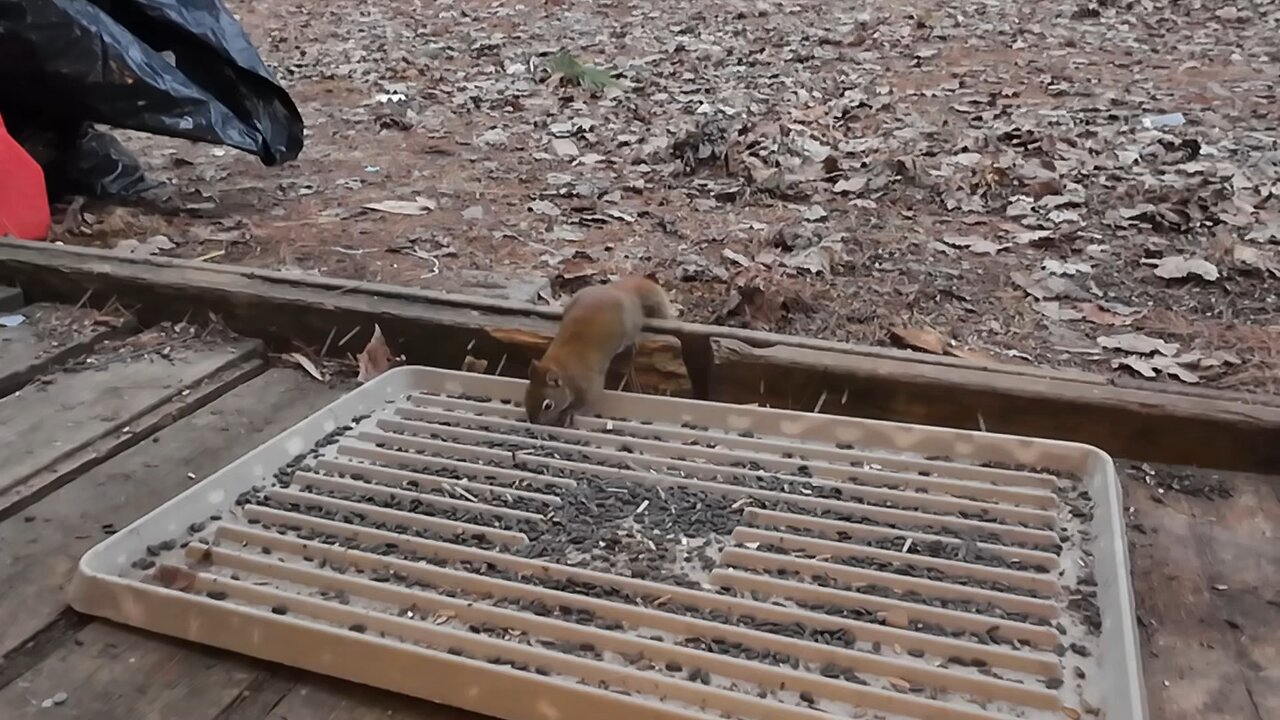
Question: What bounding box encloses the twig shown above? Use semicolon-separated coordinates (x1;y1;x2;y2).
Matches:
72;288;93;312
338;326;361;347
320;326;337;358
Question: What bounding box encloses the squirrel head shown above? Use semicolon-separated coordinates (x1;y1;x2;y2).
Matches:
525;359;574;426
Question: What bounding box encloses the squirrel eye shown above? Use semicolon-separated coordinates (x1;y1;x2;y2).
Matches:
541;399;555;411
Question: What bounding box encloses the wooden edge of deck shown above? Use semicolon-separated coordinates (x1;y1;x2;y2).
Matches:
0;240;1277;474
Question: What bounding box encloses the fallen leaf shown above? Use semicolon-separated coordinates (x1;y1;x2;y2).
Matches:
1077;302;1143;326
287;353;328;382
1035;301;1084;321
1097;333;1180;356
114;235;177;256
475;128;509;147
1113;356;1158;378
887;677;911;692
721;248;751;267
1011;271;1092;301
1144;255;1220;281
550;138;579;157
357;324;397;383
781;239;842;275
462;205;485;220
363;198;437;215
942;234;1009;255
832;177;866;194
461;355;489;374
528;200;562;217
153;563;198;591
1113;354;1201;384
1232;244;1280;277
1041;259;1092;276
802;205;829;221
890;327;948;355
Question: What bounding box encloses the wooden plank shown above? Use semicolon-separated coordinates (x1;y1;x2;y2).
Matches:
0;241;689;395
253;676;486;720
0;240;1103;390
1126;467;1280;720
1;241;1277;473
0;369;344;659
710;340;1280;474
0;622;258;720
1189;473;1280;719
0;240;1094;381
0;303;132;398
0;334;264;518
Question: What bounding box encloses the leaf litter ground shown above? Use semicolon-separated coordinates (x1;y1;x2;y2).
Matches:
50;0;1280;392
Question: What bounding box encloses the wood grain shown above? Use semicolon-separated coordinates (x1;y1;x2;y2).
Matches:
710;340;1280;474
1;241;1277;473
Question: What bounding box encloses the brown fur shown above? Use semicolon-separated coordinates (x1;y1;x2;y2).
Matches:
524;276;673;426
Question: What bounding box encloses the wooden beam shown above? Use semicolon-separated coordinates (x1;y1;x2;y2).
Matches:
0;240;1276;473
709;340;1280;474
0;241;689;395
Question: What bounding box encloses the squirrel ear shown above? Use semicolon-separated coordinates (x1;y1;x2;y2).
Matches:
528;359;543;379
545;369;562;387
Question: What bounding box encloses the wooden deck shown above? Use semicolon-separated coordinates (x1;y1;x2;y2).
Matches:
0;298;1275;720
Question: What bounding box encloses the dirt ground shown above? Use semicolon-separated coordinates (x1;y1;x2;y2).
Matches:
49;0;1280;392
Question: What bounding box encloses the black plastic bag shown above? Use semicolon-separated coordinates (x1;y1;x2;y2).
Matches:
0;0;303;196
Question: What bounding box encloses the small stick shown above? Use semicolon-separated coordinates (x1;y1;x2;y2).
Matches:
72;288;93;312
812;389;828;414
494;353;508;377
338;326;361;347
319;326;337;358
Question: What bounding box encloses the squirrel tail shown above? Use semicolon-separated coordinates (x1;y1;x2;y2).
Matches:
614;276;675;320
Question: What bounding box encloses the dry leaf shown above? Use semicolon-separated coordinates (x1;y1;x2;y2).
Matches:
887;677;911;692
890;327;948;355
357;324;396;383
781;239;842;275
942;234;1009;255
1077;302;1143;326
1011;271;1092;301
287;352;328;382
802;205;829;221
153;563;198;591
363;198;437;215
1097;333;1179;356
1041;259;1092;276
550;138;579;157
461;355;489;373
1144;255;1220;281
1035;301;1084;322
528;200;562;216
1113;356;1159;378
1232;244;1280;276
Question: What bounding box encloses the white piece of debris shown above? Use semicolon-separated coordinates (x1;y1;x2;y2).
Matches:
363;198;437;216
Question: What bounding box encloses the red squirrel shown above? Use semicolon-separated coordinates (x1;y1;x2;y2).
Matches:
524;276;674;426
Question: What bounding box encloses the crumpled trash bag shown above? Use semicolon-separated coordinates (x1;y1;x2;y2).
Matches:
0;0;304;198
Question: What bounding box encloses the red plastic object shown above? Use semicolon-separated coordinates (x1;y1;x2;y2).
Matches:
0;113;51;241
